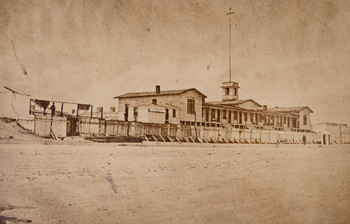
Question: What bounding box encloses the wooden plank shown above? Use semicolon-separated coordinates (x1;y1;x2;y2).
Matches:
229;138;235;144
184;137;190;143
152;135;158;142
224;138;229;144
210;138;217;144
189;136;196;143
175;137;182;143
203;138;209;143
50;130;57;140
167;136;174;142
197;137;203;143
143;135;149;142
159;135;166;142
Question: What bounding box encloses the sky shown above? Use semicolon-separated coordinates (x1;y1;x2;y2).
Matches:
0;0;349;124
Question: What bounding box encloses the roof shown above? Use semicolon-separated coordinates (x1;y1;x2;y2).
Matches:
267;106;313;113
79;111;118;118
314;122;347;127
114;88;207;99
205;99;262;107
3;86;30;96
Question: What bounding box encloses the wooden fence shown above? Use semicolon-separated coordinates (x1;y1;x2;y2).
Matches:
78;119;350;144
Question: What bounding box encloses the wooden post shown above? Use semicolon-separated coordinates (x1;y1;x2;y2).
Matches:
100;107;103;120
105;119;107;135
194;112;197;139
76;104;79;118
61;103;64;117
29;99;32;115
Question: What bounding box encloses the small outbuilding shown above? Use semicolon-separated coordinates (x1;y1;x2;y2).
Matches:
0;86;30;118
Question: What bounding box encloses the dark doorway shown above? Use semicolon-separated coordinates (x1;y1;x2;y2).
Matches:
165;109;169;123
205;107;209;122
67;117;79;136
124;105;129;121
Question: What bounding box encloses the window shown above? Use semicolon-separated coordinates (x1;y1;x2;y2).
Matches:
173;109;176;118
284;116;286;124
187;99;195;114
303;115;307;125
205;107;209;121
234;88;237;96
165;109;169;121
225;88;230;95
134;107;138;117
223;110;227;119
152;99;157;104
234;111;237;120
244;112;247;121
211;109;216;118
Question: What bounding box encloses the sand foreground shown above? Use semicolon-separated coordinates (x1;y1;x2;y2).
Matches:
1;143;350;224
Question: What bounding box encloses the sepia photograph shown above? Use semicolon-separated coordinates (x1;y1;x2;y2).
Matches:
1;0;349;223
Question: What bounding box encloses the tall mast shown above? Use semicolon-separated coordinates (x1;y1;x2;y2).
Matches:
227;11;234;82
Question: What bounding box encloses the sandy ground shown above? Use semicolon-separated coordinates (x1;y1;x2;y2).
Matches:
1;141;350;224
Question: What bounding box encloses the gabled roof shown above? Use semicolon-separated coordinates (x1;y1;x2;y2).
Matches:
205;99;262;107
267;106;313;113
114;88;207;99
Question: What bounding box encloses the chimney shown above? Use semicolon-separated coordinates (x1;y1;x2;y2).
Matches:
156;85;160;94
263;105;267;111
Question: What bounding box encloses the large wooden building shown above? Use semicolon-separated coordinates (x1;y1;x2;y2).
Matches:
114;81;313;132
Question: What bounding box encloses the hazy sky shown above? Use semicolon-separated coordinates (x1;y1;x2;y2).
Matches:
1;0;349;124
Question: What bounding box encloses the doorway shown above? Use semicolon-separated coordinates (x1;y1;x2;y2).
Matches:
165;109;169;124
67;117;79;136
124;104;129;121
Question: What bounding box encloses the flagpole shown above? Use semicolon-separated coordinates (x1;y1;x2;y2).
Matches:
227;11;234;83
